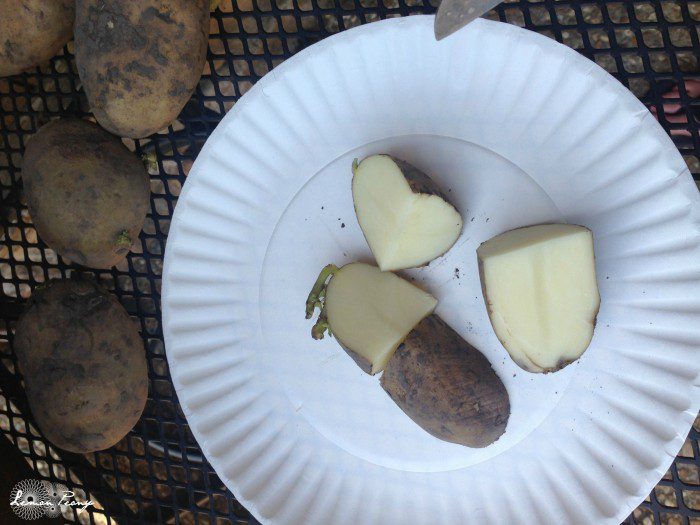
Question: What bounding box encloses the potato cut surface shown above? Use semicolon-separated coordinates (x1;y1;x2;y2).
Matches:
325;263;437;374
477;224;600;373
352;155;463;271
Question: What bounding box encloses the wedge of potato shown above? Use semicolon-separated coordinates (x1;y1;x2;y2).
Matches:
352;155;463;271
477;224;600;373
381;314;509;447
306;262;510;447
306;262;437;374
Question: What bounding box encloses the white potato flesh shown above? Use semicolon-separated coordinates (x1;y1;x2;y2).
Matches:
352;155;463;271
325;262;437;374
477;224;600;372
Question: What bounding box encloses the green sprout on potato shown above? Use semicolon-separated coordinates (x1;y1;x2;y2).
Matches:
142;152;158;173
305;264;338;340
116;230;132;248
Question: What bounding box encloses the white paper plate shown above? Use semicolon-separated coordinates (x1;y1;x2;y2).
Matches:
162;16;700;525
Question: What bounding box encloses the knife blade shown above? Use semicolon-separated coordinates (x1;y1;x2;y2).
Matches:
434;0;502;40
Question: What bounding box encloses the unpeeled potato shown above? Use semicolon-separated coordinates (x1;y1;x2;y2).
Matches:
0;0;75;77
75;0;210;138
14;279;148;453
22;118;150;269
381;315;510;447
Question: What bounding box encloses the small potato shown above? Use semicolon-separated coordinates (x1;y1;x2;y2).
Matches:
22;118;150;269
75;0;210;138
14;279;148;453
0;0;75;77
381;315;510;448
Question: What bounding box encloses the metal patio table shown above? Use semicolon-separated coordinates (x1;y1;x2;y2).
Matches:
0;0;698;523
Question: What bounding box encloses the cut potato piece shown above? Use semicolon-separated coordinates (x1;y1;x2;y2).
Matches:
381;315;510;447
352;155;463;271
477;224;600;373
306;262;511;447
305;262;437;374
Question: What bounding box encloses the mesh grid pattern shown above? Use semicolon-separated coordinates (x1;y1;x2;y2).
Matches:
0;1;698;523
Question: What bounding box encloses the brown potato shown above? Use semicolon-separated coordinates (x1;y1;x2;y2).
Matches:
75;0;210;138
14;279;148;453
0;0;74;77
22;118;150;269
381;315;510;448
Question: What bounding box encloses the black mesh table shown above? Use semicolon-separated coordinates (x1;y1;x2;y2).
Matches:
0;1;698;523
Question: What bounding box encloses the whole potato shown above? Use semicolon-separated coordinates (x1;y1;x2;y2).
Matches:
14;279;148;454
75;0;210;138
0;0;75;77
381;315;510;447
22;118;149;269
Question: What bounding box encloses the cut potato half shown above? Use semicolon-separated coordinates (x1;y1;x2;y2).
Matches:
477;224;600;373
306;262;511;447
305;262;437;374
352;155;463;271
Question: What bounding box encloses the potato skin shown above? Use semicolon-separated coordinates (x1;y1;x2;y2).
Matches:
381;315;510;447
14;279;148;453
75;0;210;138
22;118;149;269
336;338;373;375
390;156;453;202
0;0;74;77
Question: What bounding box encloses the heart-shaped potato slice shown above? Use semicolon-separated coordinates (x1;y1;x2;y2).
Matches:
352;155;463;271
